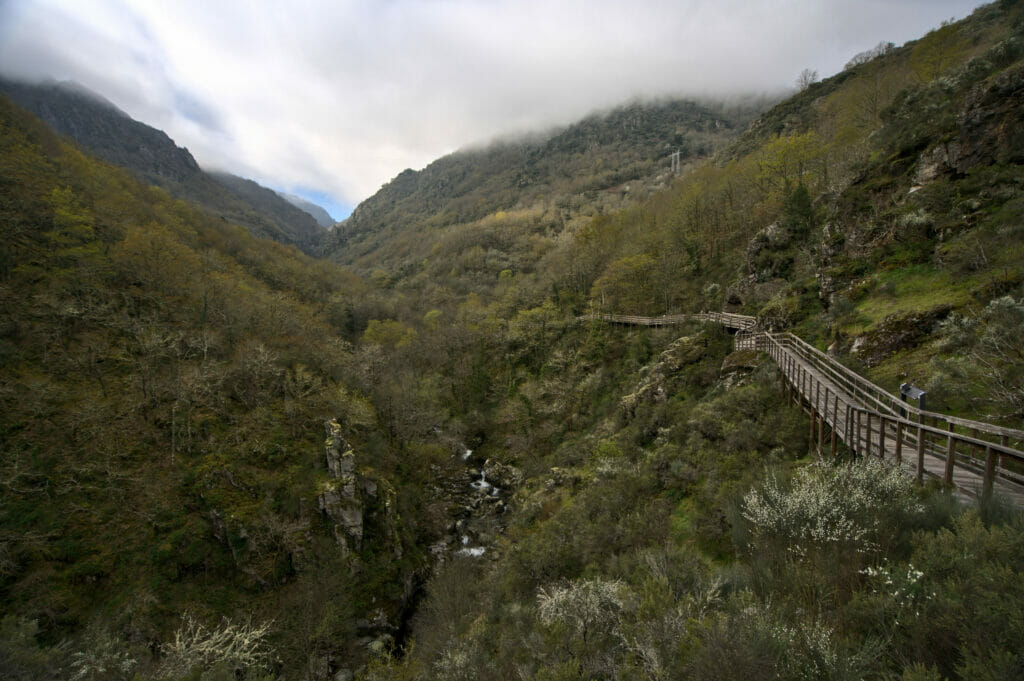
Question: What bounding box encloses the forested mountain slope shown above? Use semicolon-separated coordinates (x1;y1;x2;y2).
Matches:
345;3;1024;680
321;97;771;274
0;78;326;253
4;1;1024;680
0;94;452;679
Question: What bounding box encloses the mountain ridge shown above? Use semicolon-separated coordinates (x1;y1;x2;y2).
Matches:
321;96;774;270
277;190;336;228
0;76;326;254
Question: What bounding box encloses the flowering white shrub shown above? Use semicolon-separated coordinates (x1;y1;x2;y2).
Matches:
742;459;922;552
432;646;479;681
537;577;627;637
776;616;878;681
860;561;936;622
158;614;274;680
68;627;138;681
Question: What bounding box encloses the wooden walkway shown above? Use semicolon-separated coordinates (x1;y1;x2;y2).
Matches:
584;311;1024;504
578;311;757;330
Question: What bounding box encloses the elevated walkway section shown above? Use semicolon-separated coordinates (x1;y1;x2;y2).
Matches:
581;311;1024;504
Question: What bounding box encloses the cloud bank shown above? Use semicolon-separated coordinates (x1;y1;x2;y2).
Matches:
0;0;985;218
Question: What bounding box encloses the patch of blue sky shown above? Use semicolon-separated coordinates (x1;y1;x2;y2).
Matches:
290;187;352;221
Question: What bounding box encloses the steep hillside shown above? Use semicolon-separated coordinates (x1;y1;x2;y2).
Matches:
322;97;771;273
0;78;326;253
337;4;1024;681
0;94;455;679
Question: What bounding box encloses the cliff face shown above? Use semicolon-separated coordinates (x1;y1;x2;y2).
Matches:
0;77;325;253
0;78;201;184
957;61;1024;171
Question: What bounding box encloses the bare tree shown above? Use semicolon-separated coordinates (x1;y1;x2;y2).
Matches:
158;614;275;680
797;68;819;91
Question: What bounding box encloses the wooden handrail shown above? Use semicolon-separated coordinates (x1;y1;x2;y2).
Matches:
578;311;757;330
763;332;1024;442
750;330;1024;502
577;310;1024;500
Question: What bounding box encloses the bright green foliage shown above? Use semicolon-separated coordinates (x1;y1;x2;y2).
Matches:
592;254;659;312
362;318;418;348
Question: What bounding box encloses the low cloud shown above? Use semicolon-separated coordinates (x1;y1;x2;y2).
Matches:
0;0;984;217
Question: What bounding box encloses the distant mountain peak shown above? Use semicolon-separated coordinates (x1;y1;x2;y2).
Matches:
0;76;324;253
275;191;335;228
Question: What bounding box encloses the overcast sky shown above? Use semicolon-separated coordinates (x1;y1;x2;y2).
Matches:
0;0;986;219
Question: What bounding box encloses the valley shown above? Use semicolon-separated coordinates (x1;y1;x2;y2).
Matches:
2;2;1024;680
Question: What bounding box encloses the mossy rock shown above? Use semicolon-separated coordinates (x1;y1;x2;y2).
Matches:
721;349;762;372
852;304;953;367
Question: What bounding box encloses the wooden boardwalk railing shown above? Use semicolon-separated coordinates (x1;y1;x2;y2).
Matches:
578;311;757;330
737;329;1024;504
582;311;1024;503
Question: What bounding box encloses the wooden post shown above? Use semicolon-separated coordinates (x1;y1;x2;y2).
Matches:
857;410;863;457
944;422;956;487
921;409;929;483
818;386;826;455
831;393;838;458
878;415;886;460
983;444;997;502
1000;434;1008;469
787;357;793;400
846;405;853;455
865;412;873;457
921;426;929;483
810;411;817;456
850;408;856;456
895;421;904;464
782;356;788;400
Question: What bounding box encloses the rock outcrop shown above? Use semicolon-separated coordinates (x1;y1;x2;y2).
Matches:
318;420;364;555
850;305;952;367
317;420;400;559
621;334;707;416
957;62;1024;172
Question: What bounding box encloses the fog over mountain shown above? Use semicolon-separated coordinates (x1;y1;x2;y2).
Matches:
0;0;985;218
